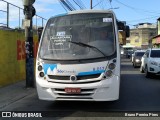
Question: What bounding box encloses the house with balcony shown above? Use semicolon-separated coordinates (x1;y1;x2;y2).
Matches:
129;23;157;49
148;18;160;48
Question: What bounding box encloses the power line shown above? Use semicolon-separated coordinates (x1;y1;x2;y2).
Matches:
66;0;76;10
93;0;103;8
80;0;86;8
98;0;105;9
114;0;160;14
127;16;159;23
94;0;102;9
76;0;86;9
114;0;135;10
59;0;76;11
60;1;72;11
59;0;68;11
73;0;83;9
101;0;105;9
59;0;86;11
113;0;160;26
108;0;113;8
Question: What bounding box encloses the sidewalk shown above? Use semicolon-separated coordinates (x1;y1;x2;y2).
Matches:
0;80;36;110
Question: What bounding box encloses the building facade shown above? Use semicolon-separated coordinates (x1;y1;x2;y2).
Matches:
149;18;160;48
129;23;157;48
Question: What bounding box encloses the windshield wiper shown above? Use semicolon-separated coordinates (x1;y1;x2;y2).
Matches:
68;41;106;57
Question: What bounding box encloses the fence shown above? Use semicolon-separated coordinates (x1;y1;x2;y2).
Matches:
0;0;47;29
0;0;45;87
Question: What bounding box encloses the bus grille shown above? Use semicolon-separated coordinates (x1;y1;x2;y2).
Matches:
47;73;101;84
48;74;100;80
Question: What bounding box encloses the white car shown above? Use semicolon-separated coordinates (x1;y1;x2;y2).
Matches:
140;48;160;78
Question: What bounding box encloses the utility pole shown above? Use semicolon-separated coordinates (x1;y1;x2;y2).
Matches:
23;0;36;87
7;3;9;28
90;0;92;9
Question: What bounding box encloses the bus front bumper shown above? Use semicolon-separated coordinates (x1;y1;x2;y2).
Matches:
36;75;120;101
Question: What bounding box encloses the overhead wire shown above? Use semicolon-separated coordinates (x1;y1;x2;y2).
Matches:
114;0;160;14
94;0;102;9
108;0;113;9
99;0;104;9
58;0;68;11
93;0;104;8
113;0;160;26
73;0;83;9
59;0;72;11
126;15;160;23
59;0;76;11
102;0;106;9
77;0;86;9
65;0;76;10
58;0;86;11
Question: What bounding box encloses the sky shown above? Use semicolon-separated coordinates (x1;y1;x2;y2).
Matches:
0;0;160;28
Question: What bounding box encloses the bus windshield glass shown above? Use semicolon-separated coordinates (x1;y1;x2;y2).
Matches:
39;13;115;60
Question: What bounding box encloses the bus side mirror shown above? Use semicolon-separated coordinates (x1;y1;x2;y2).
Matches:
125;26;130;37
117;21;130;37
117;21;125;30
37;27;43;42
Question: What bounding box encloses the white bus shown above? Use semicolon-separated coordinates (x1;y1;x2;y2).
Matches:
36;10;129;101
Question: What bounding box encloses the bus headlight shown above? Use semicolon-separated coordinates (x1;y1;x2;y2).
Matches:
108;63;116;70
38;65;43;71
39;72;44;77
105;70;113;77
103;61;116;79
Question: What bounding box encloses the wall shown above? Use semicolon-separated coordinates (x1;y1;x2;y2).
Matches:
129;29;142;47
0;29;38;87
158;20;160;35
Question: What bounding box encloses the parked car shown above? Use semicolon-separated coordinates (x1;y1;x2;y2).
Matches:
132;50;145;68
126;50;134;58
140;48;160;78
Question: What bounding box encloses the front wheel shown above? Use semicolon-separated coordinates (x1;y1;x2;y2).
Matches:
133;63;137;68
145;65;151;78
140;66;144;73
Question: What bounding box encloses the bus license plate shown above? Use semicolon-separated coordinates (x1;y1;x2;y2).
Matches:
65;88;81;94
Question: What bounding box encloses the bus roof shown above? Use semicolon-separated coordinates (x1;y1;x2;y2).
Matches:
68;9;114;15
50;10;115;19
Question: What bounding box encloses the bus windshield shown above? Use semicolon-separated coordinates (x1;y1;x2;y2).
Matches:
39;13;115;60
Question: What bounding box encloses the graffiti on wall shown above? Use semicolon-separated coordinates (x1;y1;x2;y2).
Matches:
17;40;39;60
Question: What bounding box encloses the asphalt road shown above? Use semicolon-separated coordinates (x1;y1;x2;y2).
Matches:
1;57;160;118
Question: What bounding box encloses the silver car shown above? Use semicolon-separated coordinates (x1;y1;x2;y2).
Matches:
132;50;145;68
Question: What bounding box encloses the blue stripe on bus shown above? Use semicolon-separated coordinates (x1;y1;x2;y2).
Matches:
78;70;105;76
51;13;68;18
